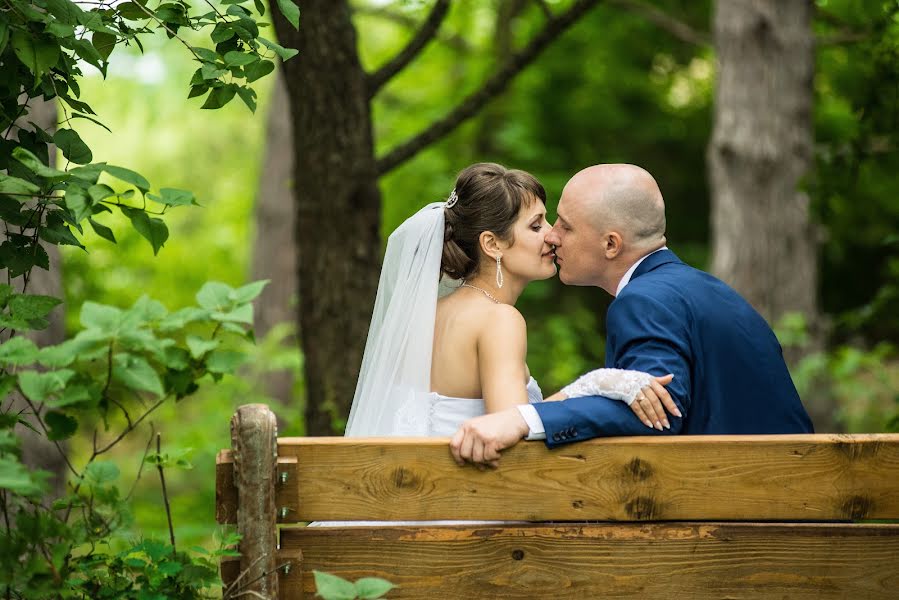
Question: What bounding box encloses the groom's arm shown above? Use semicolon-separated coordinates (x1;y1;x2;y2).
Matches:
532;291;693;446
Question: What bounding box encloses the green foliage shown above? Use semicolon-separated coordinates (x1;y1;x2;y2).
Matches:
1;0;300;597
776;312;899;432
314;571;395;600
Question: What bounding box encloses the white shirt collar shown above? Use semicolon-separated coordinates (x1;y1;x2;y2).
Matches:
615;247;668;296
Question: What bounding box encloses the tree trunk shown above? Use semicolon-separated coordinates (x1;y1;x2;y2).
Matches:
7;97;69;499
708;0;834;429
273;1;382;435
250;72;298;416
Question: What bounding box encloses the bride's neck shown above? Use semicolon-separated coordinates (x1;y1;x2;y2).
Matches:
463;273;525;305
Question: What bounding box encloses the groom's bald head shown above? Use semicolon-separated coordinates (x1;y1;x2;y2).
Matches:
566;164;666;250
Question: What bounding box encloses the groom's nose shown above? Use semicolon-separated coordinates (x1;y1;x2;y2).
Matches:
545;226;560;246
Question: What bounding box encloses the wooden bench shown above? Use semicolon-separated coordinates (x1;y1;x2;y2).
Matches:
215;404;899;599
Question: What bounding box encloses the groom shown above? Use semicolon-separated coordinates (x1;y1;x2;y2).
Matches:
451;164;813;466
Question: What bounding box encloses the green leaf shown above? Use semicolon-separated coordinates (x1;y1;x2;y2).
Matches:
355;577;395;599
38;211;83;248
64;186;92;222
313;571;357;600
12;147;68;180
80;301;123;332
201;62;228;80
0;20;9;56
84;460;119;486
191;46;219;62
45;410;78;440
0;174;40;196
0;455;48;496
147;188;196;207
9;294;62;319
121;207;168;255
92;31;116;61
54;128;93;164
230;280;268;304
113;353;164;397
0;337;39;365
275;0;299;30
201;84;238;109
196;282;233;311
44;0;85;24
72;38;103;71
102;164;150;194
244;58;274;83
45;384;94;409
0;284;13;307
18;369;75;402
186;335;219;359
206;350;246;374
224;50;258;67
159;306;209;331
258;37;298;61
213;303;253;324
254;0;265;16
88;217;116;243
11;31;60;78
211;23;235;43
237;86;257;112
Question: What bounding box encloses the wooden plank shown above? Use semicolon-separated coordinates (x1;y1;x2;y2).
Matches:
282;522;899;599
215;434;899;522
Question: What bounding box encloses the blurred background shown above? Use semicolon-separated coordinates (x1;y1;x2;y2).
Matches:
51;0;898;549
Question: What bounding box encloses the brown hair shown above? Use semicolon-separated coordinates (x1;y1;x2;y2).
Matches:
441;162;546;280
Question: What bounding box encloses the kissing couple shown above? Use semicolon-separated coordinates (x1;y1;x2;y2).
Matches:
344;162;813;467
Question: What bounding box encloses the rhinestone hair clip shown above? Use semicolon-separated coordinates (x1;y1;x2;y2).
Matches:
445;189;458;208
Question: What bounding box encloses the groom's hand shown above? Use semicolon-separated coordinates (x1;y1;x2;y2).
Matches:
450;408;530;468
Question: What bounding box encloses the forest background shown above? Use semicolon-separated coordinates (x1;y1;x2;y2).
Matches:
4;0;899;576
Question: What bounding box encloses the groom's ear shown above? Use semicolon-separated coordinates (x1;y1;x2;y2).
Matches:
604;231;623;259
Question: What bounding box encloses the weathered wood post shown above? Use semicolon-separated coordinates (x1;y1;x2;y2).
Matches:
230;404;279;598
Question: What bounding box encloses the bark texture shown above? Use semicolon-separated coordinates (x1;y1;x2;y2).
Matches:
707;1;833;429
251;72;297;412
274;1;382;435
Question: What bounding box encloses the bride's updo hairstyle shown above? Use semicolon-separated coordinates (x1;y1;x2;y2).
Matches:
441;162;547;280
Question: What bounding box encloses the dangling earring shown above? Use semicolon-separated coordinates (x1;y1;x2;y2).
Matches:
496;255;504;288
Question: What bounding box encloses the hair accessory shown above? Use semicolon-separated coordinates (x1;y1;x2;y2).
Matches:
445;189;458;208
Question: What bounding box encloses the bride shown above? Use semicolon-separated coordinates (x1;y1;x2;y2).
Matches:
344;162;674;440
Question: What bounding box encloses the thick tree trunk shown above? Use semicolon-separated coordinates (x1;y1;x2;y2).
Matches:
250;72;297;414
274;1;382;435
708;0;834;429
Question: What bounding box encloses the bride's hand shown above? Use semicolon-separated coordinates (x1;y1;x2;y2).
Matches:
628;374;680;431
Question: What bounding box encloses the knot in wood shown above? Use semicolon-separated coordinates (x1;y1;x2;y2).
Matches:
840;495;874;520
392;467;422;490
625;496;659;520
624;457;653;481
511;549;525;561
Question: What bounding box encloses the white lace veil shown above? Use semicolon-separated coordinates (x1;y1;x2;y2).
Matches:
344;202;455;436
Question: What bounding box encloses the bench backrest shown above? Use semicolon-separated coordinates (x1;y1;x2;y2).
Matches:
215;404;899;599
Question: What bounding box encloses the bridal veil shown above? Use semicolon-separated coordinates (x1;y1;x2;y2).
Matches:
344;202;453;436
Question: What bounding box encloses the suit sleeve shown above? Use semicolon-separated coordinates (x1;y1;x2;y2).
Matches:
533;291;693;447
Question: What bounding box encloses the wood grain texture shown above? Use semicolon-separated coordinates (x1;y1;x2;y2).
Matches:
230;404;279;598
282;522;899;599
215;434;899;522
221;550;303;600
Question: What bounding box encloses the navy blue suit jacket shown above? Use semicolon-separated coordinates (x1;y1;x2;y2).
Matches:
533;250;814;447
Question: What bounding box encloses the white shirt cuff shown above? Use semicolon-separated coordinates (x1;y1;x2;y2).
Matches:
516;404;546;441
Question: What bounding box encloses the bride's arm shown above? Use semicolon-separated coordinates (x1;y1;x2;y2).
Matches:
477;304;530;413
